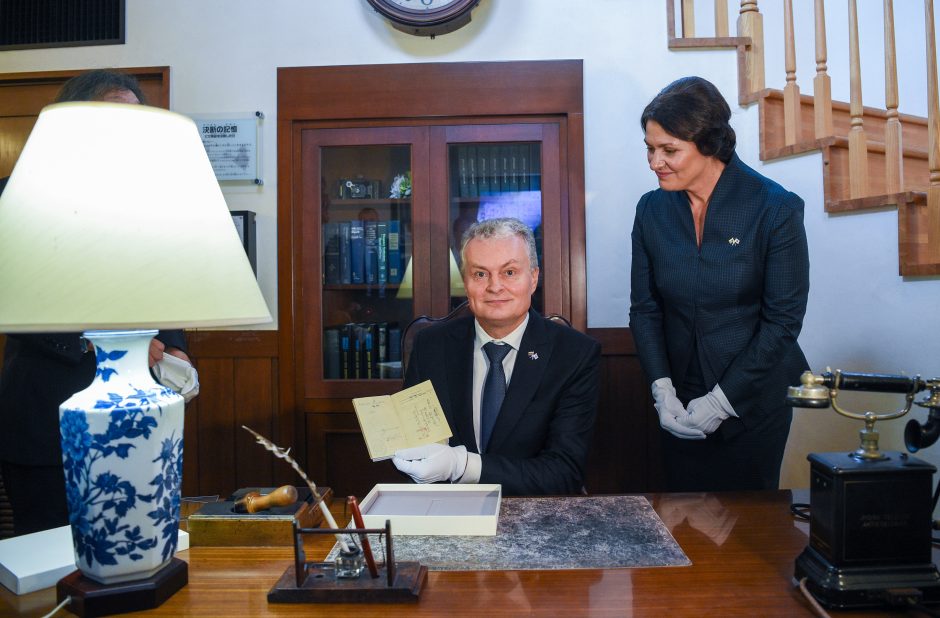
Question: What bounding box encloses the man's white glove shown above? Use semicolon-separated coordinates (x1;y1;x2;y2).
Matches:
651;377;706;440
684;384;736;435
152;353;200;403
392;443;468;484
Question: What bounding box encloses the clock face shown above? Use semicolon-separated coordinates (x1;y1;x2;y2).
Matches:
386;0;462;8
367;0;480;36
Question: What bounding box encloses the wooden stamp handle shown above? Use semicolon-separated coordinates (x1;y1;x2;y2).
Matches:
234;485;298;513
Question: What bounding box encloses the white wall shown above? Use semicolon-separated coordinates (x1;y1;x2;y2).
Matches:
1;0;938;490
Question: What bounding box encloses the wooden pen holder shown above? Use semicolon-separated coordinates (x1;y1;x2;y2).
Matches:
267;521;427;604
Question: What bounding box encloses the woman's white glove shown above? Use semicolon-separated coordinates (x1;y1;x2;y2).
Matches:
651;377;706;440
392;443;468;483
685;384;736;435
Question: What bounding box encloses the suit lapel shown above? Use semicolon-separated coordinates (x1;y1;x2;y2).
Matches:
487;311;551;452
445;317;477;453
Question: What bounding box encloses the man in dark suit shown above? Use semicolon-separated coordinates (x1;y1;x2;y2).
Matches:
393;218;600;496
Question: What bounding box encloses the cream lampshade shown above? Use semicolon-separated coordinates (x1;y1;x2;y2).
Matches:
0;102;270;595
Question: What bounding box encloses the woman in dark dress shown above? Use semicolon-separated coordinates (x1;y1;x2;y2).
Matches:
629;76;810;491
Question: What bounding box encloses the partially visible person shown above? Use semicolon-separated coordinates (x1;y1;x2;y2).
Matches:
629;76;809;492
393;217;600;495
0;69;195;536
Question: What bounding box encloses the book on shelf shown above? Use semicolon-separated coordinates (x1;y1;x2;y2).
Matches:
323;222;341;284
364;220;378;285
387;219;402;284
349;220;365;284
518;144;530;191
377;221;388;287
488;145;501;194
352;380;452;461
500;144;511;192
388;326;402;363
467;145;478;198
458;146;469;198
339;221;352;284
477;146;490;195
508;145;521;192
529;143;541;191
323;328;341;379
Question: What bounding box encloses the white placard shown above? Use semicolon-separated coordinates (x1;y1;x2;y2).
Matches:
190;113;263;183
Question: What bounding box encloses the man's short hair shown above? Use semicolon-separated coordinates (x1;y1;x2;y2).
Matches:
459;217;539;275
54;69;146;104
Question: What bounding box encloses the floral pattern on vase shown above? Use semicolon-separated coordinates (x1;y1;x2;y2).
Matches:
59;330;185;585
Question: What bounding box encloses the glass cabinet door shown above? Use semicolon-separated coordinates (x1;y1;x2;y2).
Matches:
302;126;429;394
321;144;412;381
447;141;544;313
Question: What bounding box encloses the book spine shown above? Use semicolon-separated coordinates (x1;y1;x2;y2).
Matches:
458;146;469;197
519;144;530;191
350;221;365;284
500;145;511;192
377;222;388;287
388;326;402;363
387;220;401;284
530;143;541;191
341;327;352;379
489;146;501;194
477;147;490;195
323;328;340;379
467;146;478;198
377;322;388;363
339;221;351;284
364;220;378;285
508;145;520;192
323;222;340;284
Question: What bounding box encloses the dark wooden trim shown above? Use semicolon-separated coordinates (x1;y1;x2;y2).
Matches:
186;330;277;358
278;61;583;121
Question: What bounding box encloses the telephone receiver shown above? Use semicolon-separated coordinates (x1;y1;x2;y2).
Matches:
233;484;298;514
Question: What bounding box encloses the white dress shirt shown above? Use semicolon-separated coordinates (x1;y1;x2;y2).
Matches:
456;313;529;483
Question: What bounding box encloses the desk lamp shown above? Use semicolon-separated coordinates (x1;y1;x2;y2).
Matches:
787;370;940;608
0;102;270;610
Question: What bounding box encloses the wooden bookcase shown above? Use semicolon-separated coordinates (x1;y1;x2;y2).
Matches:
277;61;586;498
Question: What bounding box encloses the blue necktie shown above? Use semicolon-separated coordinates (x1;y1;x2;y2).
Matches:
481;342;511;453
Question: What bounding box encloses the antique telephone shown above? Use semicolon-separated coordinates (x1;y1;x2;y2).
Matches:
787;369;940;608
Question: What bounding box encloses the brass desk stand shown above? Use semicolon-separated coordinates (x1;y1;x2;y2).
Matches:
267;521;426;603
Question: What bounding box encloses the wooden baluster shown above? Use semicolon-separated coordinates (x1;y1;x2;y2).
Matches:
926;0;940;260
884;0;903;193
715;0;729;37
737;1;765;95
783;0;802;145
847;0;869;198
814;0;834;138
682;0;695;37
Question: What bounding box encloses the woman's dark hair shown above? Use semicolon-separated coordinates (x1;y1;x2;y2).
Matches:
54;69;146;104
640;76;736;163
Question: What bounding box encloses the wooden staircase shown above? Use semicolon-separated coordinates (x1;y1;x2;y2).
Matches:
667;0;940;276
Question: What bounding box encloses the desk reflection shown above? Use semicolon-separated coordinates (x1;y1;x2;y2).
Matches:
655;493;738;546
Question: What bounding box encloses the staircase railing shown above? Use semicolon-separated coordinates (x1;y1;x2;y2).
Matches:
667;0;940;275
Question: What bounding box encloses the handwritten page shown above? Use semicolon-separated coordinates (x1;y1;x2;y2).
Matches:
352;380;452;461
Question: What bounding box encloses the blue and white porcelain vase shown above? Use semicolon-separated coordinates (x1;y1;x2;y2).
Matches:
59;329;184;585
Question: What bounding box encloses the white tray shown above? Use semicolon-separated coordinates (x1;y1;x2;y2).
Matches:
359;483;501;536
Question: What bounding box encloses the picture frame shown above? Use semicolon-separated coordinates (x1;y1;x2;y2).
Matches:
230;210;257;275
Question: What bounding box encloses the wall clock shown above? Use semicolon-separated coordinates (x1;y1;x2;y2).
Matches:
366;0;481;37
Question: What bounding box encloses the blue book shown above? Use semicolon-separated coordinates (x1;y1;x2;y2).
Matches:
339;221;351;284
377;222;388;288
323;222;340;284
364;220;378;285
349;220;365;284
387;220;402;284
388;326;402;362
323;328;341;379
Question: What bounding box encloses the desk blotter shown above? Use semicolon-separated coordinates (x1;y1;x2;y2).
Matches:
188;486;332;547
331;495;689;570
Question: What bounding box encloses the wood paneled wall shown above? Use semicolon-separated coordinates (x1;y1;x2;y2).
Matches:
183;327;660;499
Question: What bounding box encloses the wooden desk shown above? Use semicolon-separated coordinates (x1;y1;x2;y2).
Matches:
0;491;931;617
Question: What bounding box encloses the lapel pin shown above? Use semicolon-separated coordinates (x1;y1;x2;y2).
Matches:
728;237;740;246
528;351;539;360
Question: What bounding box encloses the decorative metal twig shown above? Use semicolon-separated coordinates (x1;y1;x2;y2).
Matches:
241;425;350;552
